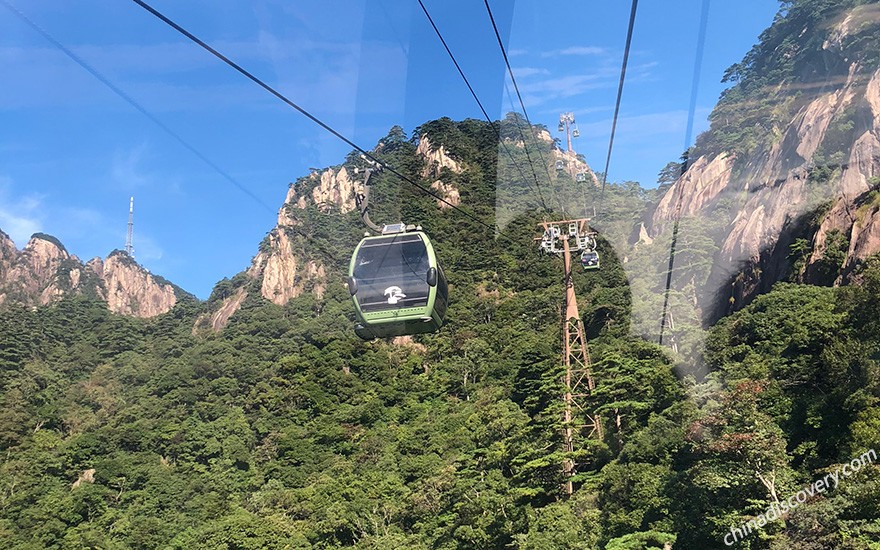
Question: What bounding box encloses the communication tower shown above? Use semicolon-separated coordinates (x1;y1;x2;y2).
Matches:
125;196;134;258
558;113;588;184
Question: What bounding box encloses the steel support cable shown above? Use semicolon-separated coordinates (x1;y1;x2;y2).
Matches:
598;0;639;206
658;0;711;346
416;0;552;216
130;0;507;239
1;0;275;213
501;82;566;217
502;82;565;218
484;0;566;217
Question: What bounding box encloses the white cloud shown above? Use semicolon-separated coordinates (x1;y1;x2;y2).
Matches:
519;74;610;106
534;104;612;117
130;232;164;263
579;107;714;142
559;46;605;55
517;61;662;108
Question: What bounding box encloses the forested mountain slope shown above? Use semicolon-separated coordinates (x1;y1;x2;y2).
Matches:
1;114;879;549
2;1;880;545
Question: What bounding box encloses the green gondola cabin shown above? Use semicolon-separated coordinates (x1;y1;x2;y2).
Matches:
348;226;448;340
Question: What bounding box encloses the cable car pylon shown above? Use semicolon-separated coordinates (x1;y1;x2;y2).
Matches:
537;218;603;496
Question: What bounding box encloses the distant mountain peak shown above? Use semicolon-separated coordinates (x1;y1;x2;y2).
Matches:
0;230;185;318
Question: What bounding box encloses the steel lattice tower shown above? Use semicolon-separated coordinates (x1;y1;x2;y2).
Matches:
538;219;603;495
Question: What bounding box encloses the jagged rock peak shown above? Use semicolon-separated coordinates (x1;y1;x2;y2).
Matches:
0;230;16;281
0;231;182;318
291;166;359;214
553;148;598;185
199;181;333;332
95;251;179;317
416;135;464;209
248;227;327;307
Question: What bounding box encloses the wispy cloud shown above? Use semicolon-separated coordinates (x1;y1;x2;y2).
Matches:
519;74;610;107
0;177;43;247
518;61;660;107
111;144;154;191
580;107;714;142
131;232;164;263
510;67;550;78
541;46;605;58
534;104;613;117
0;33;404;116
0;176;111;253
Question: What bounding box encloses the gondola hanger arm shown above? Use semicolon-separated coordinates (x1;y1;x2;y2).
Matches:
355;167;383;233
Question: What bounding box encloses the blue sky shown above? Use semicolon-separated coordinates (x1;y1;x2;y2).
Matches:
0;0;780;298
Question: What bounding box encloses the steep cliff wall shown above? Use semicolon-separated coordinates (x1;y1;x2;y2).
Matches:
0;233;93;307
418;135;463;208
92;251;178;317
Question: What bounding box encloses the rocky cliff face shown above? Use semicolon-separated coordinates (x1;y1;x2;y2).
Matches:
196;184;334;332
418;135;463;208
92;252;178;317
644;3;880;322
0;231;181;318
0;232;101;308
296;167;358;213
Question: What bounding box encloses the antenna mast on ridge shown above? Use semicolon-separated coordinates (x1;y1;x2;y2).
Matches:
125;196;134;258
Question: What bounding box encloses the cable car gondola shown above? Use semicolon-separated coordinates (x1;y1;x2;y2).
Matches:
581;249;600;270
348;225;448;340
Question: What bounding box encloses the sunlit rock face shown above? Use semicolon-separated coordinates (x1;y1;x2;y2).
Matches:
0;233;73;307
198;177;332;331
92;251;178;317
292;165;360;213
647;27;880;317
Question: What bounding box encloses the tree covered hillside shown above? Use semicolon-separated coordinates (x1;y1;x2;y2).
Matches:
1;115;879;549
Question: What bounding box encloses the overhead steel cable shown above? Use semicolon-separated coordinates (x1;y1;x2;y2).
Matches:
415;0;552;216
598;0;639;202
0;0;275;213
658;0;711;346
129;0;503;237
483;0;565;215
